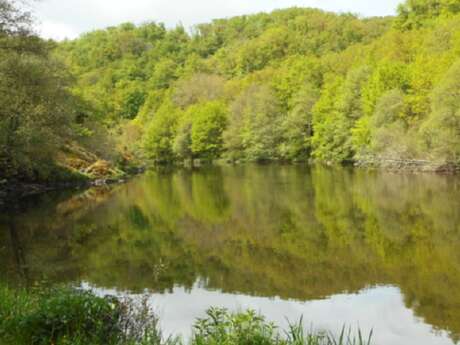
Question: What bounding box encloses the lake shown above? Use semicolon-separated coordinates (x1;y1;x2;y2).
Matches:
1;164;459;345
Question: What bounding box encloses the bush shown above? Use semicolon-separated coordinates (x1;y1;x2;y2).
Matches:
192;308;373;345
0;287;372;345
0;286;120;345
193;308;280;345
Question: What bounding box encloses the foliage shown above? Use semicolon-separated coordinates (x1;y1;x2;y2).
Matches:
54;5;397;166
0;285;178;345
278;84;319;160
0;286;372;345
56;0;458;166
419;60;460;162
194;308;372;345
0;0;78;181
0;0;33;35
396;0;460;29
4;0;460;175
0;286;120;345
0;1;125;183
142;99;181;163
193;308;281;345
225;85;283;162
190;101;228;160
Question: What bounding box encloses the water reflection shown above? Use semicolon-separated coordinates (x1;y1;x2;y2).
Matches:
90;282;454;345
1;165;460;344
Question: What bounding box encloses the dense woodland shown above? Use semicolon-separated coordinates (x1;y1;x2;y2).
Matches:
1;0;460;183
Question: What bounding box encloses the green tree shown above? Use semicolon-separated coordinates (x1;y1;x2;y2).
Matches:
419;60;460;162
12;1;460;168
173;112;193;161
397;0;460;30
142;100;180;163
225;85;282;161
312;67;370;163
278;84;319;160
0;0;79;181
149;58;178;90
369;90;419;160
113;80;146;120
191;101;228;160
173;73;225;109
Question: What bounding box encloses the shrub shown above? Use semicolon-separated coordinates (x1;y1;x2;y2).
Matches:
192;308;373;345
0;286;120;345
0;287;372;345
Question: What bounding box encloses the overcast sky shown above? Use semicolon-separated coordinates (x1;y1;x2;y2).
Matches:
33;0;404;40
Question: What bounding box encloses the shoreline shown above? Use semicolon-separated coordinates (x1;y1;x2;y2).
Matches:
1;160;458;207
0;168;144;209
353;159;460;174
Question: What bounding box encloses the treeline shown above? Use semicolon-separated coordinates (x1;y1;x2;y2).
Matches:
57;7;393;164
1;0;460;182
58;0;460;166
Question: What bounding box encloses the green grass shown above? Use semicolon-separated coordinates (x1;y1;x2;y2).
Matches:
0;286;372;345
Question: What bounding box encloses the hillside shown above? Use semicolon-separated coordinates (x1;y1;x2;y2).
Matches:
1;0;460;188
57;0;460;169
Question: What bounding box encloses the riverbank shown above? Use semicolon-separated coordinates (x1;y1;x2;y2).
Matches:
201;157;460;174
354;159;460;173
0;285;372;345
2;157;458;208
0;164;144;209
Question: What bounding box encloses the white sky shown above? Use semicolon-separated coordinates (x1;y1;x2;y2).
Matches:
33;0;404;41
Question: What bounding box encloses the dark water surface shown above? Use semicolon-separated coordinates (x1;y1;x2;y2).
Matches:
1;165;460;344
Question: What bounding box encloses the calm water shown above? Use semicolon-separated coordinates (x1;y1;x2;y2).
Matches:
1;165;460;345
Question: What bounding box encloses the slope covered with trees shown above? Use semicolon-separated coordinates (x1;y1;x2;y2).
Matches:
56;0;460;168
0;0;130;188
2;0;460;187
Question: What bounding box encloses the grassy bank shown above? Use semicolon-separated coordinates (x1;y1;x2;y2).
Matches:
0;286;372;345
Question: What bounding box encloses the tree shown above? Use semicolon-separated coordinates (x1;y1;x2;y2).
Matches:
312;67;370;163
0;0;33;36
25;2;460;168
312;77;350;162
419;60;460;162
191;101;228;160
173;73;225;109
278;84;319;160
113;80;146;120
396;0;460;30
150;58;178;90
173;112;193;161
362;62;408;118
142;100;180;163
225;85;283;161
0;0;79;181
368;90;419;160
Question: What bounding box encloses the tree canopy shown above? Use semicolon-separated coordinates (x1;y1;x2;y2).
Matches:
3;0;460;182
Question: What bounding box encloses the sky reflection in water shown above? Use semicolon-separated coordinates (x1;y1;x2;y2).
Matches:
88;281;454;345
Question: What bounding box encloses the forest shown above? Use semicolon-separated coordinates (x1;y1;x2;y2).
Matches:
1;0;460;184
